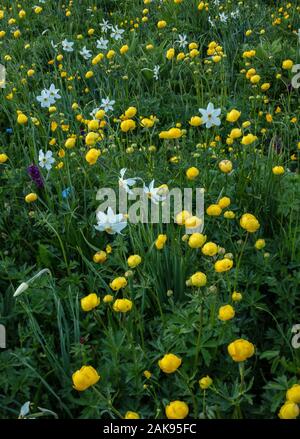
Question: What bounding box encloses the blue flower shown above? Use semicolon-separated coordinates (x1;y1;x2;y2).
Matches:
62;187;72;199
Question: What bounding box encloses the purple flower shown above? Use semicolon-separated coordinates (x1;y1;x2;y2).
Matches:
27;164;44;188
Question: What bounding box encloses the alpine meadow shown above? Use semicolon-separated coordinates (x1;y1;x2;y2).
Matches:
0;0;300;421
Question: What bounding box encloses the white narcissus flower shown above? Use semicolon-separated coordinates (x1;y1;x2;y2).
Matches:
100;19;111;33
36;90;55;108
62;39;74;52
36;84;60;108
118;168;139;194
38;150;55;170
96;38;109;50
48;83;61;101
100;97;115;112
219;13;228;23
175;34;188;48
80;46;92;60
110;26;125;41
143;180;167;204
95;207;127;235
198;102;221;128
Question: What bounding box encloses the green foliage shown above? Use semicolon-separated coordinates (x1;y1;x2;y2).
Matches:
0;0;300;420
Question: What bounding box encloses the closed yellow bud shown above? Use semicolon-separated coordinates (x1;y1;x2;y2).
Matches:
199;375;213;389
72;366;100;391
81;293;100;312
226;109;241;123
158;353;181;373
25;193;38;203
165;401;189;419
228;339;255;362
218;304;235;321
113;298;133;313
186;166;199;180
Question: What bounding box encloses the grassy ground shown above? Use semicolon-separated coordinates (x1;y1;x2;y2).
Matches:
0;0;300;419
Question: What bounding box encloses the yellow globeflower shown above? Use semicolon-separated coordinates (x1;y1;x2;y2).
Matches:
127;254;142;268
113;299;133;313
72;366;100;391
186;166;199;180
206;204;222;216
106;50;115;59
240;213;260;233
282;59;293;70
17;113;28;124
226;109;241;123
227;339;255;362
85;148;101;165
25;193;38;203
190;271;207;287
286;384;300;404
158;353;181;374
124;411;140;419
93;251;107;263
255;239;266;250
232;291;243;301
250;74;260;84
201;242;218;256
189;116;202;126
155;234;167;250
278;401;299;419
120;45;129;54
218;304;235;321
85;131;99;146
143;370;152;379
219;160;233;173
241;134;257;145
65;137;76;149
110;277;127;291
121;119;136;132
218;197;231;209
81;293;100;312
176;210;191;225
214;258;233;273
199;375;213;389
224;211;235;219
159;128;182;139
103;294;113;303
0;153;8;163
261;83;271;91
272;166;284;175
188;233;207;249
165;401;189;419
229;128;242;139
166;48;175;60
184;216;202;230
157;20;167;29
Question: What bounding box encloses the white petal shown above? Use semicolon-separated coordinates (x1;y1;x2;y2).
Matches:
112;222;127;234
96;211;107;223
94;224;106;232
207;102;214;112
213;108;221;117
106;206;115;221
125;178;136;186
